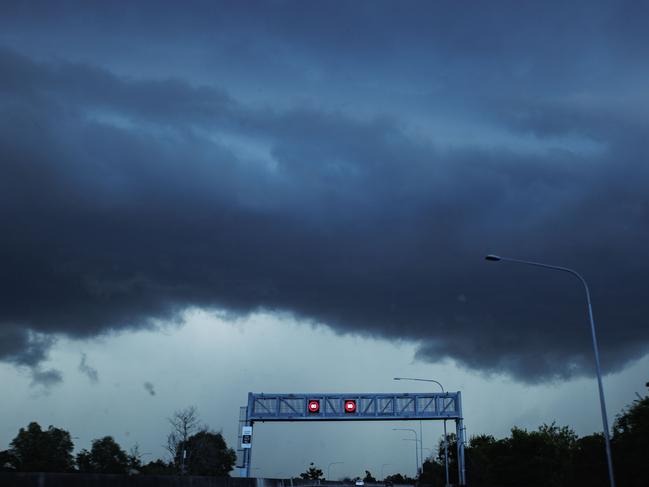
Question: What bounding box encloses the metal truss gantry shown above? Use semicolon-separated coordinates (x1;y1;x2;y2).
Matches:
237;392;466;485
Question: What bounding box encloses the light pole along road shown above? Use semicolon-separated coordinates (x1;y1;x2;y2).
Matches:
380;463;392;481
394;377;450;487
485;254;616;487
392;428;419;477
327;462;344;480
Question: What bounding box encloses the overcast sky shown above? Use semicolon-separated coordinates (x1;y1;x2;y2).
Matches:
1;0;648;479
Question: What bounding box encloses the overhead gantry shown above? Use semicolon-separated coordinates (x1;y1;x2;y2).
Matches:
237;391;466;485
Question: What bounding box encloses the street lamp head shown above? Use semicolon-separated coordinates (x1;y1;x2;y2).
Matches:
485;254;502;261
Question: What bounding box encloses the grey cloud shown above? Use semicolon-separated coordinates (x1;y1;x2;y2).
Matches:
143;382;156;396
0;39;648;383
78;353;99;383
30;367;63;388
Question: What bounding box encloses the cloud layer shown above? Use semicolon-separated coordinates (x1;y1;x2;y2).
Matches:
1;2;648;382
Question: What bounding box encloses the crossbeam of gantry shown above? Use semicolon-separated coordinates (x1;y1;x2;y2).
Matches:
246;392;461;422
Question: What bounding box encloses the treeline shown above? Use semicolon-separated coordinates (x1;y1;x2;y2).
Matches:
0;406;236;477
2;387;647;485
420;382;649;487
296;464;414;484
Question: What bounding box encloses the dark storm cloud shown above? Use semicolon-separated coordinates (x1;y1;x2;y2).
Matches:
0;325;61;386
0;326;54;367
1;2;648;382
79;353;99;383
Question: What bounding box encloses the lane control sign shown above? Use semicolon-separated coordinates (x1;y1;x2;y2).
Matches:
241;426;253;449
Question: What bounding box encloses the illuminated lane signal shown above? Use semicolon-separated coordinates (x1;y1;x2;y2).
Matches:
344;400;357;413
308;400;320;413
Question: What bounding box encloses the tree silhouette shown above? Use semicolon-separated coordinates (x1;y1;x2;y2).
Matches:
8;422;74;472
175;430;236;477
76;436;129;474
166;406;200;474
613;383;649;487
300;462;324;480
363;470;376;482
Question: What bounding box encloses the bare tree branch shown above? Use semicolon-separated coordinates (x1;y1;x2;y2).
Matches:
165;406;200;472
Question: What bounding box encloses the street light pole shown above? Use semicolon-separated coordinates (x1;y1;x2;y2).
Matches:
381;463;392;480
327;462;344;480
394;377;450;487
393;428;419;476
485;254;616;487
